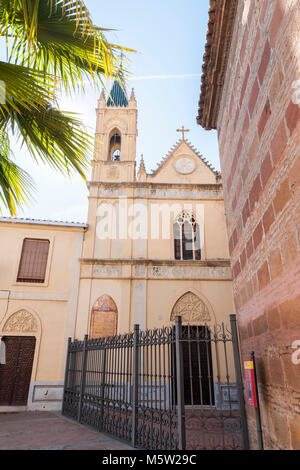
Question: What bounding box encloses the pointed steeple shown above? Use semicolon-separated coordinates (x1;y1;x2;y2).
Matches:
129;88;137;108
138;154;147;181
107;80;128;107
98;88;106;108
100;89;105;100
130;88;136;101
139;154;146;172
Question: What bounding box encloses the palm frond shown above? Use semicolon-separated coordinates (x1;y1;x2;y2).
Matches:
0;0;134;215
1;0;134;93
2;101;93;178
0;129;35;214
0;61;56;115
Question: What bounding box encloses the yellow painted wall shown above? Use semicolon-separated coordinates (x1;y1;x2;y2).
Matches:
0;222;85;410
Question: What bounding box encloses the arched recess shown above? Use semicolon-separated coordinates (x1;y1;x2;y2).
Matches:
90;295;118;339
170;291;214;325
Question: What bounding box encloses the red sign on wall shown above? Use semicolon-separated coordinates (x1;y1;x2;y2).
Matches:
244;360;257;408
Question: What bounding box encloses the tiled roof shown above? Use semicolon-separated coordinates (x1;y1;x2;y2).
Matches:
107;80;128;107
0;217;88;228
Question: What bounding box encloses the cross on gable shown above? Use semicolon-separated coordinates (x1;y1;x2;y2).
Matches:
176;125;190;141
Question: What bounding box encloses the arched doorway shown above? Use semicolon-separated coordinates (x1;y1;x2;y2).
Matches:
0;336;36;405
0;309;39;406
171;292;214;406
90;295;118;339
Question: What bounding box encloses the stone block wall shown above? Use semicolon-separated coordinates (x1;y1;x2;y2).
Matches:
217;0;300;449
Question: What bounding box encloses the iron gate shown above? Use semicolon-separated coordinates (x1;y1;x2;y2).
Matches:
62;315;249;450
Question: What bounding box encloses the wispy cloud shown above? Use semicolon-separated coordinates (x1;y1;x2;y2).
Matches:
71;73;201;88
129;73;201;81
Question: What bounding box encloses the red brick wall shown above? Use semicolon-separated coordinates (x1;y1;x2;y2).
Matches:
217;0;300;449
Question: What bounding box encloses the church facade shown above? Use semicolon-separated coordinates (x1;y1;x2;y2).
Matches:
0;82;235;411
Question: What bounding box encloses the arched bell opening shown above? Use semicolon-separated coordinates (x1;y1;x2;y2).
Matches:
108;129;121;161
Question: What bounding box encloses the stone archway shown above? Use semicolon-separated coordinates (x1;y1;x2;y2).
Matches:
170;291;211;324
90;295;118;339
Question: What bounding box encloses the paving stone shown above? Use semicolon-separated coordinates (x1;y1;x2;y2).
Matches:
0;411;134;451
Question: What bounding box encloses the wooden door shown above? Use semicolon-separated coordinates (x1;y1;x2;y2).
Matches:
0;336;36;406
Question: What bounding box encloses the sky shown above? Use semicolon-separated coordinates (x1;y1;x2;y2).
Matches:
3;0;219;223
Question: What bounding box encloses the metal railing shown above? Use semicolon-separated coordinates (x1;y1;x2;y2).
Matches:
62;315;249;450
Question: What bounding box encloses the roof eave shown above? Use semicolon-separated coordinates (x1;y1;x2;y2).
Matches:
0;217;88;229
197;0;238;130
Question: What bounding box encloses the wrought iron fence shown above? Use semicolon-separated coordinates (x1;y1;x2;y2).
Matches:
62;315;249;450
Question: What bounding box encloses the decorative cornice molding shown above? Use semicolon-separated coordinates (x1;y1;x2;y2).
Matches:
197;0;238;130
89;181;223;191
81;258;231;267
88;263;232;281
95;186;223;201
0;291;69;301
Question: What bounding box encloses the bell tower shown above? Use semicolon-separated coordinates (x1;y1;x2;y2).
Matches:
91;80;138;183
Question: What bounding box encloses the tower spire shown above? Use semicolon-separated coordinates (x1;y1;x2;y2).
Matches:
107;80;128;107
93;75;138;182
129;88;137;109
107;52;128;107
138;154;147;181
130;88;136;101
98;88;106;108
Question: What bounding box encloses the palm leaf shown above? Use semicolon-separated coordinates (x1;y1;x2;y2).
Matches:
1;0;134;93
0;129;35;214
2;100;93;178
0;61;56;115
0;0;134;215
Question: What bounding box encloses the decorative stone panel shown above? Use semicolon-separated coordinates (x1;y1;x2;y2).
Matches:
149;265;231;280
3;310;38;333
171;292;211;323
93;266;122;277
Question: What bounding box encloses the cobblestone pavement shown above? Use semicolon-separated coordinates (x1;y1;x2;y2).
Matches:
0;411;134;450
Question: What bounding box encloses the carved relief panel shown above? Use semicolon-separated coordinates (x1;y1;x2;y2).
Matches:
171;292;211;324
3;310;38;333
